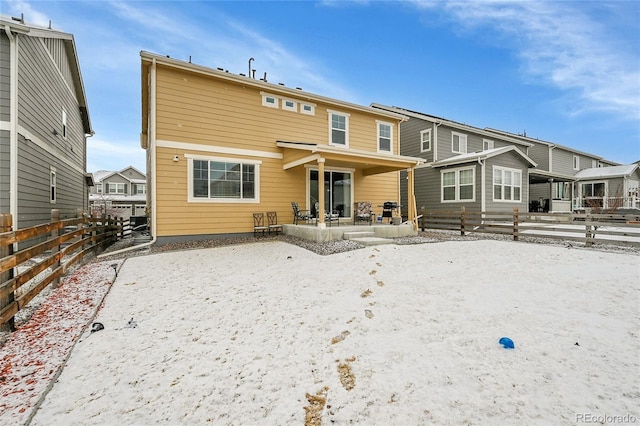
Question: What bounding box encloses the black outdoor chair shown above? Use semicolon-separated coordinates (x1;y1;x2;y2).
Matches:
314;202;340;226
291;202;311;225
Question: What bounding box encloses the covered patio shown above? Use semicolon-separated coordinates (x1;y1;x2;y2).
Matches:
277;141;425;231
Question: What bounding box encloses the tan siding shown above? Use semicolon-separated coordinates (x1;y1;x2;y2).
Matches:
152;64;405;236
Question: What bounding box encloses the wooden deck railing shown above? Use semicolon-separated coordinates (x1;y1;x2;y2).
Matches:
419;207;640;247
0;210;123;331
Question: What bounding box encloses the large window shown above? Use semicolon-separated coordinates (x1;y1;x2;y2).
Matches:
108;183;126;194
135;184;146;195
580;182;605;207
377;121;392;153
329;111;349;146
451;131;467;154
190;157;259;202
420;129;431;152
553;182;570;200
441;166;475;202
493;167;522;202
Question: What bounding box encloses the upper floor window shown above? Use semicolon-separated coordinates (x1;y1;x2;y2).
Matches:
190;157;259;202
483;139;494;151
96;183;102;193
441;166;475;202
301;103;315;116
50;166;57;204
135;184;146;195
329;111;349;147
282;99;297;112
591;159;598;168
493;166;522;202
377;121;393;153
573;155;580;170
262;94;278;108
420;129;432;152
451;131;467;154
108;183;126;194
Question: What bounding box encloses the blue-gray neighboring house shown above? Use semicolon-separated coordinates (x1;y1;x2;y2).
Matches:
0;15;93;230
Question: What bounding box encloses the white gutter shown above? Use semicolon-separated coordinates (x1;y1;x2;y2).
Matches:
98;58;158;258
4;24;18;229
434;121;442;162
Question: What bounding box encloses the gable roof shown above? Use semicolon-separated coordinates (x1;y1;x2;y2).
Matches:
91;166;146;184
370;104;534;148
484;127;620;165
1;15;93;135
574;164;638;180
432;146;537;168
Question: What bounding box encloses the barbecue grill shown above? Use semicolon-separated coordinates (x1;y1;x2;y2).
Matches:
381;201;398;223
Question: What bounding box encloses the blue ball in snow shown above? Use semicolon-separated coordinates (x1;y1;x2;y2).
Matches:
499;337;515;349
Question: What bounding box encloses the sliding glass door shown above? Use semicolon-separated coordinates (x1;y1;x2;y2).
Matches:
309;170;352;218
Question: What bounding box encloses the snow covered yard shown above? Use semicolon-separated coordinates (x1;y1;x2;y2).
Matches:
4;239;639;425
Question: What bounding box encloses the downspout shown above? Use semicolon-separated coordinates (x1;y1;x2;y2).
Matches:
98;58;158;258
433;121;442;162
479;158;486;213
548;144;556;173
4;25;18;229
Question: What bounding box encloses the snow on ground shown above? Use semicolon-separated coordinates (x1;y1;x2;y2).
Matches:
0;260;122;426
20;240;639;425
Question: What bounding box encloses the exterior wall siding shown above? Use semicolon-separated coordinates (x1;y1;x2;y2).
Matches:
552;148;579;175
7;33;89;227
527;142;550;171
0;130;8;212
152;64;401;237
0;32;10;122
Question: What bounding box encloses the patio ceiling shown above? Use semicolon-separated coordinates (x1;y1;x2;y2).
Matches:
276;141;425;175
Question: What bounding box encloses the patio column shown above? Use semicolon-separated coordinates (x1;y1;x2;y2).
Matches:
407;167;416;230
317;158;325;227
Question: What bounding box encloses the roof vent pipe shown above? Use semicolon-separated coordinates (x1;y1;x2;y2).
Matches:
263;72;267;82
248;57;254;78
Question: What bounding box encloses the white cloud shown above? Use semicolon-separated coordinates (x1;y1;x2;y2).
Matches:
2;0;49;27
88;138;145;172
415;1;640;120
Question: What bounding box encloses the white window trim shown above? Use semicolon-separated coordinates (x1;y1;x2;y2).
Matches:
300;103;316;116
440;165;476;203
573;155;580;170
376;120;393;153
492;166;522;202
261;93;279;108
420;129;432;152
96;183;102;193
50;166;57;204
483;139;494;151
328;110;350;147
451;131;467;154
282;98;297;112
108;182;126;194
185;154;261;203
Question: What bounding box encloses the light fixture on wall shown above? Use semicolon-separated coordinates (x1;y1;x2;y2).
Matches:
173;155;180;162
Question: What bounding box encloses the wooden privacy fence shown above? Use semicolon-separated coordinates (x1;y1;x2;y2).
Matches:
0;210;123;331
419;207;640;247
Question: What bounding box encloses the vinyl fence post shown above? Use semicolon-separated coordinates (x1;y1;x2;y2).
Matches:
51;209;61;288
0;213;15;331
513;207;519;241
460;207;466;236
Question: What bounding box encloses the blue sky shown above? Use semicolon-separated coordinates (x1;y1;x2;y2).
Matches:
3;0;639;172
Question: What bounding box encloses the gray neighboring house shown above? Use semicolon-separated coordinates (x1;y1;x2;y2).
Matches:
89;166;147;220
1;15;93;230
371;104;538;215
485;129;638;212
372;104;639;216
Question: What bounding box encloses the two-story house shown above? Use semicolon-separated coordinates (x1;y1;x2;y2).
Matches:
371;105;538;215
486;129;639;212
0;16;93;229
89;166;147;220
140;52;424;243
